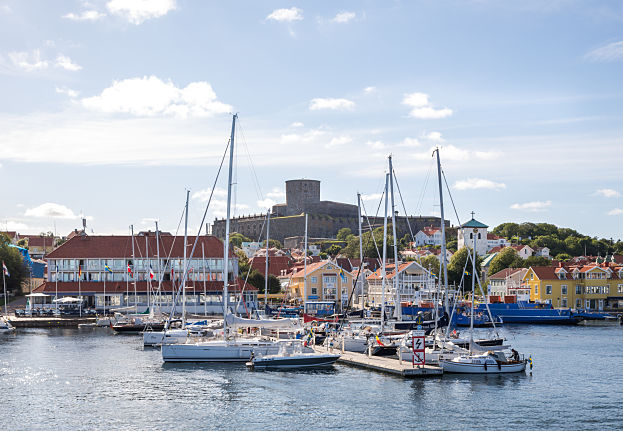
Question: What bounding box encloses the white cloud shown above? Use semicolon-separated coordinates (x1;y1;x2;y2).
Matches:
364;86;376;94
266;7;303;22
55;86;79;98
424;131;444;142
266;188;285;199
290;122;304;128
257;198;276;209
2;221;28;231
192;187;227;202
81;76;231;118
309;98;355;111
140;217;159;225
332;11;355;23
62;10;106;21
55;54;82;71
510;201;552;212
453;178;506;191
106;0;176;25
281;129;327;145
399;137;420;147
403;92;453;119
412;144;499;162
361;193;382;201
326;135;352;148
209;199;250;219
25;203;78;219
595;188;620;198
607;208;623;216
366;140;385;150
8;50;48;71
585;41;623;62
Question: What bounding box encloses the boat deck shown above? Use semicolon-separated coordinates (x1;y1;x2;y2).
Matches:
8;316;96;327
312;346;443;378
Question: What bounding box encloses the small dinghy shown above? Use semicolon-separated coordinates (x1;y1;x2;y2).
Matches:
247;340;339;371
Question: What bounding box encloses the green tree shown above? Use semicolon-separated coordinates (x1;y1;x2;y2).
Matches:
326;244;342;256
262;239;282;250
555;253;572;261
336;228;352;241
520;256;551;268
488;247;523;275
235;249;250;276
447;247;482;289
230;232;252;248
341;224;399;259
16;238;28;249
446;240;458;252
0;235;28;296
246;269;281;293
419;255;441;280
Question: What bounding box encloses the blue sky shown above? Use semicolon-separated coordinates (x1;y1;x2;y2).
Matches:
0;0;622;241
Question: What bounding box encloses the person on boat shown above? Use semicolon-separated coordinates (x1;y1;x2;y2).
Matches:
511;349;519;361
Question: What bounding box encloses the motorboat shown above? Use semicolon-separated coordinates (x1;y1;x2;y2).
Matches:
246;341;339;370
0;316;15;333
162;337;288;362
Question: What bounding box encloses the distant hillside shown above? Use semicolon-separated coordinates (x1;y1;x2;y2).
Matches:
491;222;622;259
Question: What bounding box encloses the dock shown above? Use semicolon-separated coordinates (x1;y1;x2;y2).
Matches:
312;346;443;378
8;316;97;328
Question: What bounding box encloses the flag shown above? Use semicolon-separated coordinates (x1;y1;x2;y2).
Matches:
78;266;82;278
375;335;385;346
2;261;9;277
464;270;470;276
339;267;347;282
104;264;112;273
127;264;133;277
149;267;155;280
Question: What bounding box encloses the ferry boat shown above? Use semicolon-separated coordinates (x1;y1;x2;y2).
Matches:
473;301;581;324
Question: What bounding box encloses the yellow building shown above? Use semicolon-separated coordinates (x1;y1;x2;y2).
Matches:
289;260;354;310
524;263;623;311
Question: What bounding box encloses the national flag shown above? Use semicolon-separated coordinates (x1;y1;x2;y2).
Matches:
78;266;82;278
375;335;385;346
339;267;347;282
104;264;113;273
2;261;9;277
149;267;155;280
127;264;133;277
464;270;470;276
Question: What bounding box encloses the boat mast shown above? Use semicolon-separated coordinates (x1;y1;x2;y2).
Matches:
145;234;150;317
222;113;237;336
264;211;270;311
380;172;389;333
388;155;400;320
131;224;137;311
435;148;450;314
183;190;189;326
202;242;207;317
469;224;477;353
357;192;364;307
155;221;161;314
303;212;308;313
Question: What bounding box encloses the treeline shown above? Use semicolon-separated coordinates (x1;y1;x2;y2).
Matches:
492;222;623;259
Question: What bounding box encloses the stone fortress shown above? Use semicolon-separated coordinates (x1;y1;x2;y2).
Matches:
211;179;448;244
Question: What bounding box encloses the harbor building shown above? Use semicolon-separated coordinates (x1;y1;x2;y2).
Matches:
525;261;623;310
366;261;437;306
487;268;529;302
32;232;257;314
288;260;355;311
211;179;448;243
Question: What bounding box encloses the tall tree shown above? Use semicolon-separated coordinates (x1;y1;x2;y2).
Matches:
488;247;522;275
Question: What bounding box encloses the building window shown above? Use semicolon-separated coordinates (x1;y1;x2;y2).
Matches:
311;287;317;295
535;285;538;294
576;285;582;294
618;284;623;294
546;285;552;295
311;276;317;284
561;298;567;307
561;285;567;295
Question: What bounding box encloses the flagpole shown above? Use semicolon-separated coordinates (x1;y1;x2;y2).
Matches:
103;266;106;316
78;264;82;317
55;265;58;315
202;242;207;317
131;224;137;312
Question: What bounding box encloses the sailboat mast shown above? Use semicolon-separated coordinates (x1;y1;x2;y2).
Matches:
388;155;400;320
380;173;389;333
202;243;207;316
131;224;137;311
183;190;189;326
357;193;364;307
470;226;476;353
145;235;150;316
303;213;308;313
155;221;161;314
222;114;237;336
264;211;270;310
435;148;450;314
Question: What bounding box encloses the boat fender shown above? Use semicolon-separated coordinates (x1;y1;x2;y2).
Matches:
484;362;487;371
497;361;501;370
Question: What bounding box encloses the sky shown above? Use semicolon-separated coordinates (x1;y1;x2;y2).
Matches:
0;0;622;241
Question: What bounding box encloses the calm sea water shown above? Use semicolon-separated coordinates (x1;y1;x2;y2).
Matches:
1;324;621;430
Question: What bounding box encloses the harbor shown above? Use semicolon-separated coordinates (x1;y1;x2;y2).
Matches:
1;324;622;430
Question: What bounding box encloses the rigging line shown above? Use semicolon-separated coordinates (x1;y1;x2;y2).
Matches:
360;198;382;261
441;167;463;228
166;138;231;327
236;117;265;202
414;157;434;215
392;169;416;244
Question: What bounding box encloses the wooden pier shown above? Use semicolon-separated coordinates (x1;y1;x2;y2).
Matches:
312;346;443;378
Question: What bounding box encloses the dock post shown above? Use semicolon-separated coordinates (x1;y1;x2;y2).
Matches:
398;347;402;365
368;343;372;358
342;336;345;353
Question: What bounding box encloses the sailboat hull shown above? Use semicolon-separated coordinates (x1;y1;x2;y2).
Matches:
440;359;526;374
161;339;284;362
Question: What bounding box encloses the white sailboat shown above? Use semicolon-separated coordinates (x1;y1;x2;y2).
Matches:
162;114;290;362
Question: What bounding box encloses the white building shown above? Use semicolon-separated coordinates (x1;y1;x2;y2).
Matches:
414;226;442;247
487;267;529;301
487;233;508;251
457;215;488;256
366;261;437;306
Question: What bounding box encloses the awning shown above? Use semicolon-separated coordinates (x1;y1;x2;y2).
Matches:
53;297;82;303
26;293;50;297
